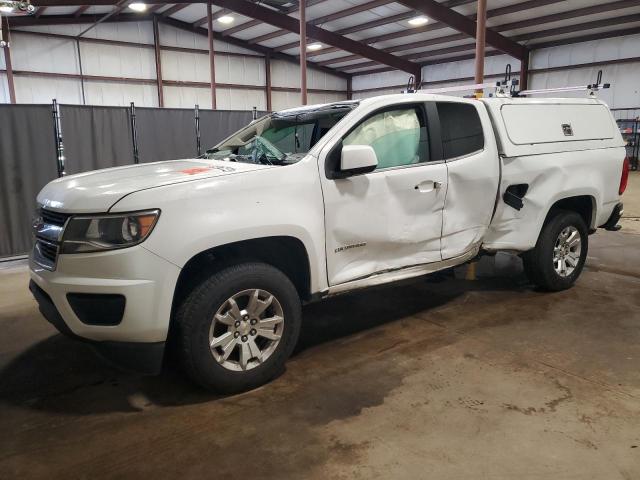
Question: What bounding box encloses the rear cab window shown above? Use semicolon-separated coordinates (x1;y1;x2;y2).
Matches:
436;102;484;159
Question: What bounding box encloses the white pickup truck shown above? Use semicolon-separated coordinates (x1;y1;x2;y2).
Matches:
30;92;629;392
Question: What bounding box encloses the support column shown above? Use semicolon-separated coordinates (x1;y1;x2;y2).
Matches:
76;39;86;104
2;17;16;104
474;0;487;96
207;0;217;109
346;76;352;100
153;15;164;107
299;0;307;105
414;68;422;91
519;49;529;91
265;53;272;111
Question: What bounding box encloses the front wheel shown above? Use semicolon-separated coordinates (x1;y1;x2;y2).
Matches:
522;210;588;291
175;262;302;393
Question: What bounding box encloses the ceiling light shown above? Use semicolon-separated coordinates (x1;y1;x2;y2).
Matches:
307;42;323;51
0;5;14;13
408;16;429;26
218;15;234;24
128;2;147;12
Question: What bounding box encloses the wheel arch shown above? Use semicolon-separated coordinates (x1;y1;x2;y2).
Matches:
544;194;597;230
171;236;312;321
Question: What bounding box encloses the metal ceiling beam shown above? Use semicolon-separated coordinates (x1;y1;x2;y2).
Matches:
148;4;165;13
353;23;640;78
161;4;189;17
158;15;351;79
282;0;544;56
10;13;149;26
342;43;480;71
211;0;419;74
193;8;230;27
247;0;394;45
220;19;260;36
347;11;640;76
532;25;640;50
274;0;477;54
272;10;419;53
34;0;187;4
77;0;129;37
496;0;640;33
396;0;526;59
512;12;640;43
323;0;640;71
218;0;327;37
73;5;90;17
35;6;48;18
9;7;349;78
411;13;640;62
34;0;105;3
316;32;470;66
355;50;503;76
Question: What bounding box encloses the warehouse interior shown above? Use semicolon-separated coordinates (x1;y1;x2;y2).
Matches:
1;0;640;478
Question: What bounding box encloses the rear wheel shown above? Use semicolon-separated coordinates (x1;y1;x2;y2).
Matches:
176;262;301;393
522;210;588;291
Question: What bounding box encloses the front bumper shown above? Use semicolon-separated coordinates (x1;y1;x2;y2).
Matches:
29;280;164;374
29;245;181;374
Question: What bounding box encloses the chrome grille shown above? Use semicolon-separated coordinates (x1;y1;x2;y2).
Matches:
35;239;59;264
41;209;69;227
33;208;70;270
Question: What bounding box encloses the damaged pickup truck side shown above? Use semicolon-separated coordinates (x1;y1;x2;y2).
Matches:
30;93;629;392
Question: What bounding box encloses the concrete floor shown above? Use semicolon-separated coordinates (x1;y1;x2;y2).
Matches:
1;175;640;479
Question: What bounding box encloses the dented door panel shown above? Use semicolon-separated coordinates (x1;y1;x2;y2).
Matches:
323;164;447;286
483;148;624;251
438;101;501;260
441;151;500;259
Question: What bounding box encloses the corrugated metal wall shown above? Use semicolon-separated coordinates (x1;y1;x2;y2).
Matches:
528;34;640;109
0;22;348;110
352;34;640;110
3;23;638;110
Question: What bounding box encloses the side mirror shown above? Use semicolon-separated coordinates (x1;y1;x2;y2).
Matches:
338;145;378;177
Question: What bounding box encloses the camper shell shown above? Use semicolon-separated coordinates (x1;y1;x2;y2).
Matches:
481;97;623;157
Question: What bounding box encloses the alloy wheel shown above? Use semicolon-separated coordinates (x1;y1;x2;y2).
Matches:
208;289;284;371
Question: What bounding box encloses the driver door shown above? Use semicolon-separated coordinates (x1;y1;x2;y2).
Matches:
319;103;448;286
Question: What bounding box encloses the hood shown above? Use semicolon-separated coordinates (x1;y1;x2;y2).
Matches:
38;159;270;213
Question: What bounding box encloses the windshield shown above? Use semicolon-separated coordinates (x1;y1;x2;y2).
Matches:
203;104;357;166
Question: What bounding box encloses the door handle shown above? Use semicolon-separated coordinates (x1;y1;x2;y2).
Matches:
414;180;442;192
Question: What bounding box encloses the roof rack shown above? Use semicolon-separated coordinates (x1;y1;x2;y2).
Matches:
518;70;610;97
404;66;610;99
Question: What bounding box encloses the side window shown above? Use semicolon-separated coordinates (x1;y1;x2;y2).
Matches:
436;102;484;159
343;106;429;169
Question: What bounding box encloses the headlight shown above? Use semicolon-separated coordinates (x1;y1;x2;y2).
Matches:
61;210;160;254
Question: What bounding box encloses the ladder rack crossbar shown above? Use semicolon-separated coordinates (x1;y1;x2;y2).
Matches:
519;83;609;96
418;82;498;95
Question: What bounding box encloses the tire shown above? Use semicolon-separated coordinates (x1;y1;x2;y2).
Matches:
522;209;588;291
175;262;302;393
